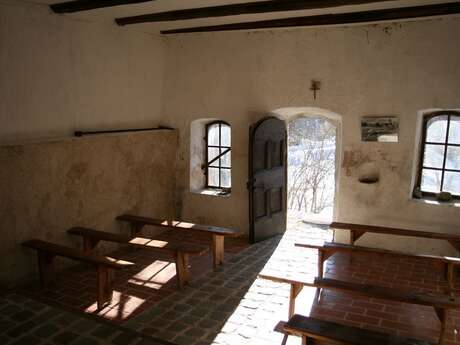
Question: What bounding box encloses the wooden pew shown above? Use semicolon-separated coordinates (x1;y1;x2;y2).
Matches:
258;274;460;344
22;239;134;310
284;314;434;345
331;222;460;252
68;227;209;288
116;214;239;269
296;242;460;298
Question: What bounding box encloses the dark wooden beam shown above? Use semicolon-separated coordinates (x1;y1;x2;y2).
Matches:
161;2;460;34
50;0;154;14
116;0;393;26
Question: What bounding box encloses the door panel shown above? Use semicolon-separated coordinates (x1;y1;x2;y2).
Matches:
249;117;287;243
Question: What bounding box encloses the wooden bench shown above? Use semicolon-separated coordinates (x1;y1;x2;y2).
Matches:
331;222;460;252
22;239;134;310
116;214;239;269
284;314;434;345
258;274;460;344
296;242;460;298
68;227;209;288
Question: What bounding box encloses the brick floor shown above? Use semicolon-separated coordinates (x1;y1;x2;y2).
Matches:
15;221;460;345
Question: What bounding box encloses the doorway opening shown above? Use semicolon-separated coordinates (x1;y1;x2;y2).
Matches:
287;116;337;241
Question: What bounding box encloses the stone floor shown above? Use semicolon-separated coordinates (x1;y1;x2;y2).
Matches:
24;230;249;321
0;292;171;345
123;221;333;345
7;219;460;345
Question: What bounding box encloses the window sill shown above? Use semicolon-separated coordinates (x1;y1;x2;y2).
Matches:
191;188;231;197
411;197;460;208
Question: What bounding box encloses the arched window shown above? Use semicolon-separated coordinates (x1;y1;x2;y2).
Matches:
205;121;231;190
415;111;460;198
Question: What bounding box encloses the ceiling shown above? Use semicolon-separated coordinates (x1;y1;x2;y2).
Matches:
22;0;460;34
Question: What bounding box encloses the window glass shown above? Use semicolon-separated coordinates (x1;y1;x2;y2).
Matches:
220;150;231;168
208;148;220;167
423;144;445;169
208;124;220;146
444;172;460;195
221;125;231;146
426;116;448;143
208;168;219;187
421;169;442;193
446;146;460;170
448;116;460;144
221;169;231;188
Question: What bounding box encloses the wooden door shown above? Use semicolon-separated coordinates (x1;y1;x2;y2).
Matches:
249;117;287;243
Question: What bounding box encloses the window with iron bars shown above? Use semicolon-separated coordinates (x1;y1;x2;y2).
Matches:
415;111;460;199
205;121;231;191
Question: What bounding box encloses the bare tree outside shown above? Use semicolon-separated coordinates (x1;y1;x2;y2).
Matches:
288;117;336;224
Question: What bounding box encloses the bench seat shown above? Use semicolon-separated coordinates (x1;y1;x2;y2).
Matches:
258;273;460;309
23;239;134;269
116;214;239;269
68;227;208;255
68;227;209;288
296;241;460;298
22;239;134;309
258;273;460;344
331;222;460;252
284;315;434;345
116;214;238;236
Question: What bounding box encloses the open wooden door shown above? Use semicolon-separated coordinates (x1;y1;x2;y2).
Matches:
249;117;287;243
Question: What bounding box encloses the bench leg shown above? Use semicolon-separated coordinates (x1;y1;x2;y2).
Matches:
446;263;455;300
212;234;225;270
83;237;99;253
37;252;56;287
301;336;315;345
97;266;113;310
130;223;144;238
176;252;190;288
350;230;365;244
435;308;447;345
128;223;145;253
317;251;324;279
289;283;303;318
281;334;288;345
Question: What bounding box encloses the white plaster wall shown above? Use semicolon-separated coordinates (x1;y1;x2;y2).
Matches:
0;1;165;143
162;18;460;254
2;2;460;256
0;130;178;288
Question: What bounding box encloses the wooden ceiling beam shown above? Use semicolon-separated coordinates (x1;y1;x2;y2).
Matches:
115;0;394;26
50;0;154;14
161;2;460;34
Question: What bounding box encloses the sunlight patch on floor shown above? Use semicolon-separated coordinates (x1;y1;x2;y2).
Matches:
208;229;325;345
128;260;176;289
85;290;146;320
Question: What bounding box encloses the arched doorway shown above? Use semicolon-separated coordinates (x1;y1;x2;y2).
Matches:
288;116;336;223
271;107;341;241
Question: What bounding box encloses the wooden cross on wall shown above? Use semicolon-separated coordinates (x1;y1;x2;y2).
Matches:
310;80;321;100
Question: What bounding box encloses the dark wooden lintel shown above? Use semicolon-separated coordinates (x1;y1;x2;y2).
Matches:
50;0;154;14
161;2;460;34
115;0;393;26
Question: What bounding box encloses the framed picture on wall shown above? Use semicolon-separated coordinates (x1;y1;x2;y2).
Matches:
361;116;399;142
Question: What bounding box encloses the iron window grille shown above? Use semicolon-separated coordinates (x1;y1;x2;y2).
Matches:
415;111;460;199
204;121;231;191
